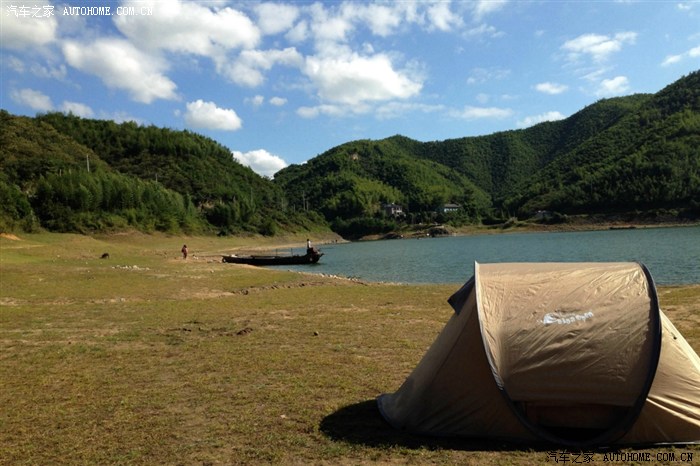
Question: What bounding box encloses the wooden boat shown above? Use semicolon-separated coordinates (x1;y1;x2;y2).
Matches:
222;249;323;266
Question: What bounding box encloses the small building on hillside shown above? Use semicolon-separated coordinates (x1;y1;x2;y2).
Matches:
438;203;461;214
383;203;404;217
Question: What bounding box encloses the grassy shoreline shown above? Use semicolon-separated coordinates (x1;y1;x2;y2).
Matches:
1;233;698;465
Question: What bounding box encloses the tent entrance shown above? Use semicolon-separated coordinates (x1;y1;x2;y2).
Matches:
515;401;632;443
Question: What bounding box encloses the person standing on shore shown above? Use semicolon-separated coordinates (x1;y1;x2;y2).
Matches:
181;244;188;260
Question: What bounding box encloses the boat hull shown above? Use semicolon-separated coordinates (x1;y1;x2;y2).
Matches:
222;252;323;266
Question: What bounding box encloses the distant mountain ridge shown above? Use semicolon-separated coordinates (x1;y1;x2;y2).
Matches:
1;71;698;236
275;70;700;229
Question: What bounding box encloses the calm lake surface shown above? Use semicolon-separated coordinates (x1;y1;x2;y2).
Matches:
284;226;700;285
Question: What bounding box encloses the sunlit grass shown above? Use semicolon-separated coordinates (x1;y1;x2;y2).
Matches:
1;233;698;465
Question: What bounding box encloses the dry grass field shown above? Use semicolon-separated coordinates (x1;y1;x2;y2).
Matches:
1;233;698;465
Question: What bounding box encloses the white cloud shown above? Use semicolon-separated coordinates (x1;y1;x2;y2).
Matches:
286;20;309;43
661;45;700;66
451;106;513;120
62;38;177;103
247;95;265;107
10;88;53;112
30;63;67;80
562;32;637;62
517;111;566;128
269;96;287;106
595;76;630;97
222;47;303;87
307;2;354;44
661;54;683;66
100;111;142;124
0;2;57;49
344;3;403;37
10;89;95;117
61;101;94;117
304;53;422;105
232;149;288;177
255;2;300;35
4;56;67;80
184;100;243;131
114;0;259;56
6;56;25;73
464;23;502;38
535;82;569;95
426;2;463;31
471;0;508;21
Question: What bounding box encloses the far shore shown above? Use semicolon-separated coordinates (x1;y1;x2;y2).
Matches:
358;217;699;241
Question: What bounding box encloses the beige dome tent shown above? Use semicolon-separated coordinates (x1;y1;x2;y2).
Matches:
378;262;700;447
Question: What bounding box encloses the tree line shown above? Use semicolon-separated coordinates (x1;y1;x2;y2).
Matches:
1;71;698;237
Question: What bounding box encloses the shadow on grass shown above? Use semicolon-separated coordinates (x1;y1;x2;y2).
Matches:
319;399;532;452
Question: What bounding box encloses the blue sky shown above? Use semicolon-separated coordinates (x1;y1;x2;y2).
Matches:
2;1;699;177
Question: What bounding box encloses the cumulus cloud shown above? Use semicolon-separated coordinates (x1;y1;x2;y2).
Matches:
232;149;288;177
343;3;403;37
222;47;303;87
535;82;569;95
562;32;637;63
451;105;513;120
0;2;57;49
255;2;300;35
303;53;423;105
62;38;177;103
10;88;53;111
286;20;309;43
517;111;566;128
595;76;630;97
184;100;243;131
114;0;259;56
306;2;354;44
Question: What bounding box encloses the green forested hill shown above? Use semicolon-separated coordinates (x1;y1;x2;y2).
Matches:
275;71;700;233
0;111;322;234
2;72;698;237
509;72;700;215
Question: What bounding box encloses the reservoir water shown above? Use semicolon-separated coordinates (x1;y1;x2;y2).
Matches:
284;226;700;285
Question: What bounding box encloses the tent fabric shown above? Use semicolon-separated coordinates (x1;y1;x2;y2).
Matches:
377;262;700;446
